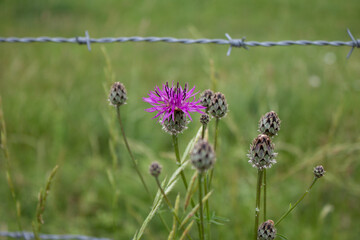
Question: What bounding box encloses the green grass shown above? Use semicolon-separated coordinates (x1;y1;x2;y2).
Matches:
0;0;360;239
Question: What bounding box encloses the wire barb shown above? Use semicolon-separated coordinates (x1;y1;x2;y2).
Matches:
225;33;248;56
76;30;91;51
346;28;359;59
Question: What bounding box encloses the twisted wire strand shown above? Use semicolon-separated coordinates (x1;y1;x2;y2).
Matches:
0;36;355;46
0;30;359;57
0;231;111;240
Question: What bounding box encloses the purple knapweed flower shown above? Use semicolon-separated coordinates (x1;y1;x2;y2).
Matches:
143;82;206;123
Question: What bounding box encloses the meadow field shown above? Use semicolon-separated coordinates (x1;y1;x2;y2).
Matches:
0;1;360;239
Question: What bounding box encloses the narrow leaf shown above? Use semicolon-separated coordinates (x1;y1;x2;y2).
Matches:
184;171;198;210
179;220;195;240
180;190;213;228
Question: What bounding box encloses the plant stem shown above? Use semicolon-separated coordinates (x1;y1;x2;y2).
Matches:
254;169;263;240
204;174;210;239
155;177;193;240
171;134;188;189
214;118;219;152
0;98;23;232
275;177;318;227
198;172;205;240
201;124;207;139
116;107;171;234
208;118;219;186
263;169;267;222
116;106;150;196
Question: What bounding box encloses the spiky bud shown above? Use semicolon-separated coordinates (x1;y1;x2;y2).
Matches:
162;110;188;135
257;220;276;240
248;134;277;170
200;114;210;125
209;92;228;119
200;89;214;112
149;162;162;177
259;111;281;137
313;165;325;178
190;139;215;172
109;82;127;106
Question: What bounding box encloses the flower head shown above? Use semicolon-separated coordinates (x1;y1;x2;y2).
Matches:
257;220;276;240
109;82;127;106
248;134;277;170
209;92;228;119
143;82;205;123
259;111;281;137
313;165;325;178
190;139;216;172
149;161;162;177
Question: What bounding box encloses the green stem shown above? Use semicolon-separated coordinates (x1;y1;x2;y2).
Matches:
198;172;205;240
155;177;193;240
254;170;263;240
208;118;219;187
204;174;210;239
263;169;267;222
0;99;23;232
275;177;318;227
155;177;172;207
214;118;219;152
201;124;207;139
171;134;188;189
116;106;150;196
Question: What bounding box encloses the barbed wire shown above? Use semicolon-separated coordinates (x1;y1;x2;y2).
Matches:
0;29;359;58
0;231;111;240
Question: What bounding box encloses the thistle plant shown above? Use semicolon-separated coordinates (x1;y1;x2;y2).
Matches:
143;81;205;189
190;139;216;240
258;111;281;221
149;162;193;240
109;82;150;195
275;165;326;227
199;114;210;139
206;91;228;186
248;134;277;240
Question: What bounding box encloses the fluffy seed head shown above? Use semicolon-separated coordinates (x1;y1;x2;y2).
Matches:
162;110;188;135
190;139;216;172
200;114;210;125
257;220;276;240
209;92;228;118
313;165;325;178
109;82;127;106
200;89;214;112
149;162;162;177
248;134;277;170
259;111;281;137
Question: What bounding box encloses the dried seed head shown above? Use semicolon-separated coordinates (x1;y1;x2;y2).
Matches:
190;139;216;172
209;92;228;119
259;111;281;137
149;162;162;177
200;89;214;112
313;165;325;178
248;134;277;170
162;110;188;135
257;220;276;240
200;114;210;125
109;82;127;106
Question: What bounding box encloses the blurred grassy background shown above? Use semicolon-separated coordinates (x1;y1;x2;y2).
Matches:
0;0;360;239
